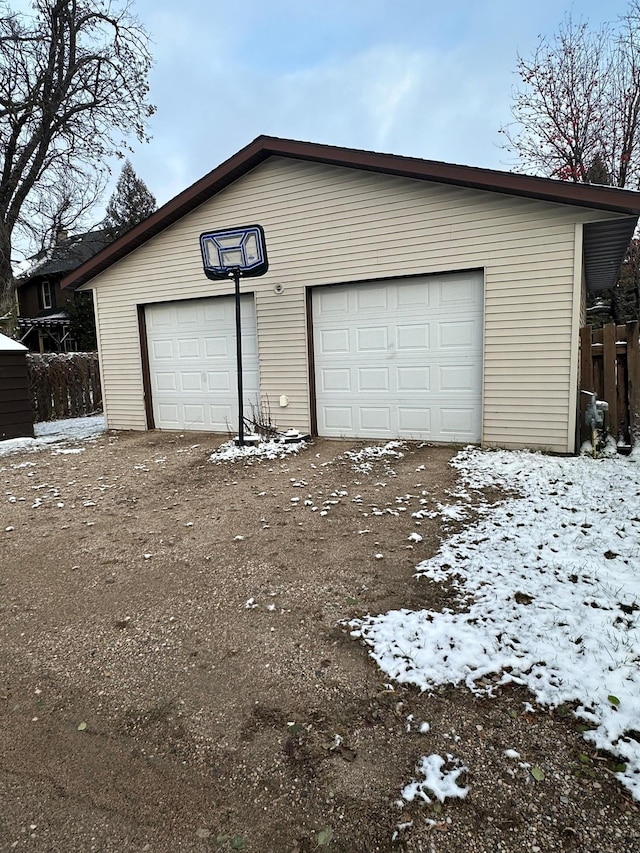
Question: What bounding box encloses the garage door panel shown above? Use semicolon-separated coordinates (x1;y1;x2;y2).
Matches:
241;334;258;356
359;407;391;432
317;288;349;315
439;408;475;436
207;371;231;391
176;304;200;324
396;324;429;350
203;302;232;324
147;309;172;329
438;320;476;348
207;403;234;432
319;328;350;354
439;277;480;305
243;369;260;393
321;368;351;392
358;367;389;392
313;273;483;442
204;337;229;358
439;364;476;392
179;372;203;392
177;338;200;358
357;327;387;351
154;372;176;392
157;404;180;427
356;286;388;311
323;406;353;430
146;295;259;432
398;407;431;433
183;404;205;426
151;340;174;359
397;282;431;309
397;366;430;391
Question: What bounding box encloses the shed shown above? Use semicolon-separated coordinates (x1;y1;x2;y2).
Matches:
0;333;34;441
62;136;640;454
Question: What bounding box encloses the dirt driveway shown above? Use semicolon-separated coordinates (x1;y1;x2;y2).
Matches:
0;430;637;852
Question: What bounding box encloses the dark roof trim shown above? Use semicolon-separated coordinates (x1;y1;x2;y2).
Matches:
61;135;640;290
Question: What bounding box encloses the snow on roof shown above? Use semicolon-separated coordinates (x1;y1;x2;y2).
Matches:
0;332;27;352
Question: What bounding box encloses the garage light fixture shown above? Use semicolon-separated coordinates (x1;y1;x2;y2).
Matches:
199;225;269;446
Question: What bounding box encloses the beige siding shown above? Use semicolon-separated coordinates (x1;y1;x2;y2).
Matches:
86;157;623;452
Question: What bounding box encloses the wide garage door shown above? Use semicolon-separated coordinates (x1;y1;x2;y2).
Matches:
145;295;259;431
312;272;483;442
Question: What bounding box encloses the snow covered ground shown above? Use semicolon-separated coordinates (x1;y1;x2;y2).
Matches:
4;418;639;803
351;446;640;801
0;415;106;457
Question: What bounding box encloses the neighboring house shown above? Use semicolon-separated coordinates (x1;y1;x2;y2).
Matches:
16;229;110;352
61;136;640;453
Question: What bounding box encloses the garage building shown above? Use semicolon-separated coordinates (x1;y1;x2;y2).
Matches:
63;136;640;453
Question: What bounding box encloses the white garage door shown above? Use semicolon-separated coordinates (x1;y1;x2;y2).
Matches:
312;272;483;442
145;296;259;431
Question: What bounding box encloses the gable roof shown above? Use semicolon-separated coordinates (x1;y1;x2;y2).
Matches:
19;229;112;284
61;136;640;293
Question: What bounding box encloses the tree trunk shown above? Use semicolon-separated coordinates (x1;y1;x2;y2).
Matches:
0;232;16;319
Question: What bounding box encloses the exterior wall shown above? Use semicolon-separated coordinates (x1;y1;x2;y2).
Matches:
17;277;72;317
84;157;622;452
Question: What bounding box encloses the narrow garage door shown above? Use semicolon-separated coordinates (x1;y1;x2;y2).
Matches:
312;272;483;442
145;295;259;431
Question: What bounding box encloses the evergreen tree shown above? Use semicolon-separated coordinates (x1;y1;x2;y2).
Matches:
67;292;97;351
104;161;156;239
585;152;612;185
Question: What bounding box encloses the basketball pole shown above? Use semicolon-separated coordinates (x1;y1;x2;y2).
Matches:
231;267;245;447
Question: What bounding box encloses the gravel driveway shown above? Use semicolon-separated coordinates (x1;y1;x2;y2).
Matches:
0;429;637;852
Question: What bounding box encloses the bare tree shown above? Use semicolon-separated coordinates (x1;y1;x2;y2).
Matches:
0;0;154;313
500;3;640;189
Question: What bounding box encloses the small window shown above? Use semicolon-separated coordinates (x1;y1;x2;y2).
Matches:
42;281;53;310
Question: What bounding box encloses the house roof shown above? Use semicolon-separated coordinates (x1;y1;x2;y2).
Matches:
19;229;111;283
61;136;640;293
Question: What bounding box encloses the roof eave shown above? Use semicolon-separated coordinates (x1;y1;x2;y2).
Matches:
584;217;639;292
61;135;640;290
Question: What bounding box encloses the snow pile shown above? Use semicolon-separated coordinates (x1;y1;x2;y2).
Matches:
399;753;469;804
209;437;307;463
0;415;106;456
351;447;640;800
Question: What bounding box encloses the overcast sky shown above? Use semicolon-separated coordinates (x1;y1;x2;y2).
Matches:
122;0;626;209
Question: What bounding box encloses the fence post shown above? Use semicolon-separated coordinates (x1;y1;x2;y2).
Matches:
602;324;618;440
628;320;640;448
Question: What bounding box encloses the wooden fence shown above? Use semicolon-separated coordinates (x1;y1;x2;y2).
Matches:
27;352;102;423
579;321;640;448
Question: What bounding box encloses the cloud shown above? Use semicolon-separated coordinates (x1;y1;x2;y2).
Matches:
127;0;618;204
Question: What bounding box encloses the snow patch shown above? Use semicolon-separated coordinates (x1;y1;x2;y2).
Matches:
352;446;640;800
400;753;469;804
209;438;307;463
